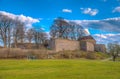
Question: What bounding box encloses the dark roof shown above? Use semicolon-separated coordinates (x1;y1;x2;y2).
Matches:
80;35;95;40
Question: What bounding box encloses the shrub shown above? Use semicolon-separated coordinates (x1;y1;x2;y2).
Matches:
86;52;96;59
0;49;108;59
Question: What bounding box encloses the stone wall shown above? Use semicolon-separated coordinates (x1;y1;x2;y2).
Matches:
80;39;96;44
80;41;94;52
11;43;41;49
95;44;106;53
50;39;80;52
49;39;55;50
49;38;99;52
86;42;94;52
80;41;87;51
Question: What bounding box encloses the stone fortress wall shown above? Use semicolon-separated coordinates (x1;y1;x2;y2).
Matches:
49;36;106;52
49;38;80;52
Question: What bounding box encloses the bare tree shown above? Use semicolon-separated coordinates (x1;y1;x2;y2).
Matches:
107;43;120;61
0;14;14;48
68;22;85;40
26;28;34;43
50;17;86;40
33;28;48;49
50;17;70;38
17;23;25;43
12;21;25;48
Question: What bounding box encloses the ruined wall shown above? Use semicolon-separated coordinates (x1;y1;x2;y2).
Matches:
11;43;37;49
80;41;87;51
49;39;55;50
54;39;80;52
95;44;106;53
49;38;96;52
86;42;94;52
80;41;94;52
80;39;96;44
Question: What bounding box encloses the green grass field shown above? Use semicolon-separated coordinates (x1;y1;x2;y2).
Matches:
0;59;120;79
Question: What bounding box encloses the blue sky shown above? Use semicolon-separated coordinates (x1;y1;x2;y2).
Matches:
0;0;120;44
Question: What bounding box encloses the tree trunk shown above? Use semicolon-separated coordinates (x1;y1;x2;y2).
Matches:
8;28;11;48
113;56;116;61
14;37;17;48
4;39;7;48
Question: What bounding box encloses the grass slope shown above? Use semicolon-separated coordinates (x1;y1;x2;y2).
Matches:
0;59;120;79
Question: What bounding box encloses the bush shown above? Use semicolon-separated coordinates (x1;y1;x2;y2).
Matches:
0;49;108;59
53;50;108;59
0;48;49;59
86;52;96;59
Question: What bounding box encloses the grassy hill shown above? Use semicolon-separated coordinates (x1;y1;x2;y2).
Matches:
0;59;120;79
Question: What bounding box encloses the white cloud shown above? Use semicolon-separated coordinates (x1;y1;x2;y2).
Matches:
80;8;99;16
66;18;120;44
40;28;45;31
0;11;40;27
84;29;90;35
113;6;120;13
105;17;120;20
69;17;120;33
46;32;51;39
94;34;107;39
93;33;120;44
70;20;99;26
62;9;72;13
